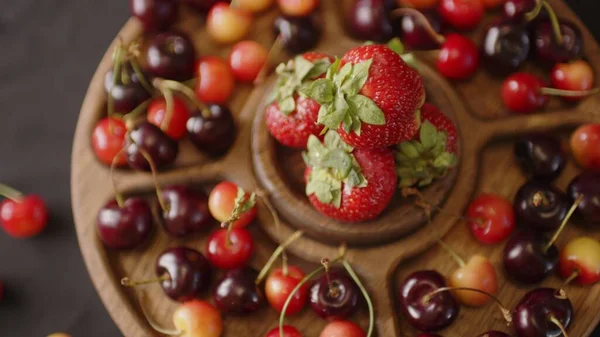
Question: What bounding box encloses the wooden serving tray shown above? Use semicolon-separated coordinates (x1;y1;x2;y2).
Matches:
71;1;600;336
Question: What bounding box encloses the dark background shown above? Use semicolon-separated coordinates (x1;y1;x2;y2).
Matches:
0;1;598;336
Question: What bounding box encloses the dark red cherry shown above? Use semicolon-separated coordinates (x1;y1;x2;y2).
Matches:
503;231;559;284
125;122;179;171
514;181;569;232
477;332;510;337
104;63;151;113
534;20;583;65
513;288;573;337
398;270;459;332
346;0;397;42
309;268;359;320
514;134;566;182
159;185;215;237
400;10;444;50
130;0;177;32
213;267;264;315
481;22;530;75
503;0;535;22
181;0;230;12
97;197;153;250
156;247;212;301
146;31;196;81
186;105;236;157
273;15;322;55
567;172;600;227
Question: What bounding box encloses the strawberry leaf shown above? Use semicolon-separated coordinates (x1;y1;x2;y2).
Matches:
387;38;405;56
349;94;385;126
308;78;335;105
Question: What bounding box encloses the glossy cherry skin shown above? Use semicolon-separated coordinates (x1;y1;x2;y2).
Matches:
559;237;600;285
159;185;214;237
551;60;595;101
319;321;366;337
513;288;572;337
273;15;322;54
503;0;535;22
0;195;48;238
213;267;263;314
229;41;269;83
503;231;559;284
438;0;484;31
400;10;443;50
567;172;600;227
346;0;396;42
514;134;566;182
180;0;230;12
92;117;128;166
207;3;253;44
156;247;212;301
147;96;191;140
146;31;196;81
208;181;257;228
187;105;236;157
437;34;479;80
514;181;569;232
206;228;254;269
96;197;153;249
501;73;548;113
266;325;303;337
309;268;359;320
449;255;498;307
173;300;223;337
195;56;235;104
265;266;308;315
125;122;179;171
534;20;583;65
481;22;531;75
104;64;151;113
467;193;515;245
398;270;459;332
130;0;177;32
570;124;600;170
277;0;319;17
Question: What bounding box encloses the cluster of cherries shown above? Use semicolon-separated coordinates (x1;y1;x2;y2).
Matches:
401;123;600;337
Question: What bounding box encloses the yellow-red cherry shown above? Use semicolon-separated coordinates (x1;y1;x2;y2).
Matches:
559;237;600;285
570;124;600;171
265;266;308;315
147;96;191;140
238;0;275;12
266;325;303;337
0;194;48;238
195;56;235;104
173;300;223;337
207;3;253;44
551;60;595;101
206;228;254;269
466;193;515;244
92;117;127;166
277;0;319;17
449;255;498;307
319;321;366;337
208;181;257;228
229;41;269;83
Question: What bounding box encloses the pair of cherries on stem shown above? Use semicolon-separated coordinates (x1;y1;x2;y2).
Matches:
0;183;48;238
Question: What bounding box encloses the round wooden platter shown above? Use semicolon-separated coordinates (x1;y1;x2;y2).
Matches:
71;1;600;336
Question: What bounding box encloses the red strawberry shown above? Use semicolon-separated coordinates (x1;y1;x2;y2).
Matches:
305;44;425;149
304;131;397;222
265;52;334;148
395;102;458;187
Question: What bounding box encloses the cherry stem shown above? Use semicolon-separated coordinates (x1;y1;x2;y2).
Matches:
524;0;543;21
255;230;304;285
110;148;128;208
436;239;466;268
548;315;569;337
540;87;600;97
138;291;183;336
123;99;152;125
544;195;583;252
256;189;282;235
342;260;374;337
127;42;154;94
254;35;283;85
121;274;170;287
281;251;289;276
108;42;125;133
532;191;550;207
541;0;564;45
401;187;479;224
0;183;24;202
559;270;579;291
322;258;340;298
392;8;446;45
136;149;168;213
423;287;512;325
153;78;212;119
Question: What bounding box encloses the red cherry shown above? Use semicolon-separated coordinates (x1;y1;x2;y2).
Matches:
238;0;275;12
571;124;600;171
266;325;303;337
147;96;191;140
466;193;515;244
559;237;600;285
0;193;48;238
229;40;269;83
551;60;595;101
319;321;366;337
482;0;504;9
92;117;127;166
208;181;257;228
207;3;253;44
277;0;319;17
436;34;479;80
172;300;223;337
195;56;235;104
501;72;549;113
438;0;484;31
265;266;308;315
206;228;254;269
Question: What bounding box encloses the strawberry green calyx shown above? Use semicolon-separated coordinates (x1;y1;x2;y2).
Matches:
303;58;385;135
387;37;418;69
395;120;457;188
303;131;367;207
266;56;332;115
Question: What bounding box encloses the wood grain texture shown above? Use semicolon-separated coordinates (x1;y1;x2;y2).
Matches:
71;1;600;337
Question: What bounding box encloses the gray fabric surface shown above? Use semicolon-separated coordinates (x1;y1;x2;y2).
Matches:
0;1;598;336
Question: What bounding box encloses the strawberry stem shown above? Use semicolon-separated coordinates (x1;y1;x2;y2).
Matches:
391;8;445;45
255;230;304;285
544;195;583;252
0;183;24;202
343;260;374;337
